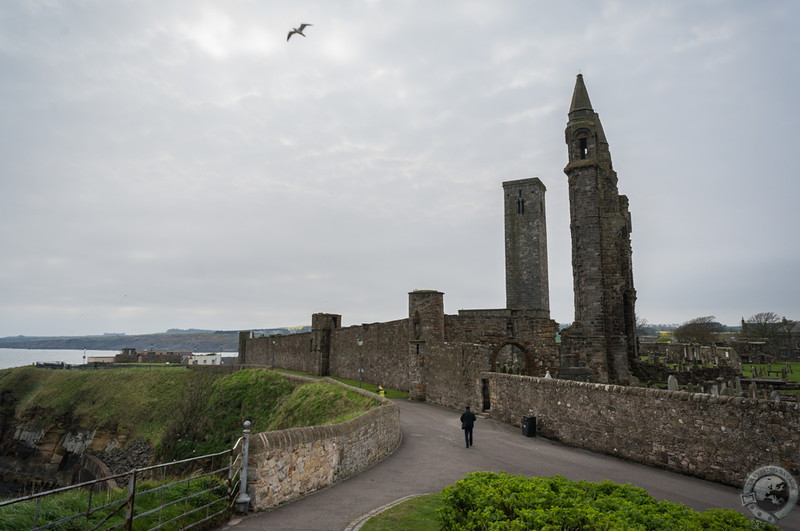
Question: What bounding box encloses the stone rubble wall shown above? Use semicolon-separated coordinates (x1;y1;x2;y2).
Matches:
327;320;411;392
245;377;401;511
243;320;413;392
487;372;800;487
241;298;561;400
424;343;490;411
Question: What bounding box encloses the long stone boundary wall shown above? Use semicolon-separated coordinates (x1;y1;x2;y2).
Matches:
487;372;800;487
243;319;413;393
245;375;401;511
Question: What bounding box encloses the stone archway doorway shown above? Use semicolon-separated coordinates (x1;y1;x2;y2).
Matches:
490;341;538;376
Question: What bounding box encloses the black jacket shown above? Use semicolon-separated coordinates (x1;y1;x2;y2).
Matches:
460;410;476;429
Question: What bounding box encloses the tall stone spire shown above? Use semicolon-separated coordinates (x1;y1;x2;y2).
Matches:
560;74;637;385
568;73;594;118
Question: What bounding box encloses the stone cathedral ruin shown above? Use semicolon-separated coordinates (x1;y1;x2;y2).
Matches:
240;76;800;489
240;74;638;393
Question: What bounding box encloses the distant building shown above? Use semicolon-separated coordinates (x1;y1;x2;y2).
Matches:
86;356;115;364
114;348;187;364
188;353;222;365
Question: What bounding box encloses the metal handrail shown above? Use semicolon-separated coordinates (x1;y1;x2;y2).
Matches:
0;447;239;530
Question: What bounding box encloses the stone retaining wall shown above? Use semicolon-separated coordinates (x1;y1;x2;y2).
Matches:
245;377;401;511
487;373;800;487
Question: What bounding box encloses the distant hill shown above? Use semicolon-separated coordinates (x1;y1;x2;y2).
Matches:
0;327;311;353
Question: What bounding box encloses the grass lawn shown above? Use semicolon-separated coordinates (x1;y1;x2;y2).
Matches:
275;369;408;398
360;493;443;531
745;361;799;382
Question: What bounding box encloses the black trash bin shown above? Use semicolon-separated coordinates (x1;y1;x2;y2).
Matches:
521;415;536;437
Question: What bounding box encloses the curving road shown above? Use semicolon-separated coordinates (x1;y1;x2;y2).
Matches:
223;399;799;531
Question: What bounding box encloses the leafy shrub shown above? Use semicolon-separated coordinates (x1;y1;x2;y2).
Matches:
438;472;779;530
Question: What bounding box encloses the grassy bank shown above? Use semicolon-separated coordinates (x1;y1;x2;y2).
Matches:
0;366;381;461
274;368;409;399
0;366;221;450
0;367;384;526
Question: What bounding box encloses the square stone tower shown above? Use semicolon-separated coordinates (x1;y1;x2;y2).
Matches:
560;74;637;384
503;178;550;315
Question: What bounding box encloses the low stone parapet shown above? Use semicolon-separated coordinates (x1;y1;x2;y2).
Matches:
245;378;401;511
486;372;800;487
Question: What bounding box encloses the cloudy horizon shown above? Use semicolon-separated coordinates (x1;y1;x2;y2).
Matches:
1;1;798;337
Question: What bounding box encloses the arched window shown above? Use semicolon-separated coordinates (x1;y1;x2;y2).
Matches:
574;130;590;160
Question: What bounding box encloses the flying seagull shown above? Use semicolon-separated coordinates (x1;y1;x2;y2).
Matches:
287;23;313;41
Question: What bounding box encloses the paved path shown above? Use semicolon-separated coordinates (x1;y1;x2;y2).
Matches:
223;399;800;530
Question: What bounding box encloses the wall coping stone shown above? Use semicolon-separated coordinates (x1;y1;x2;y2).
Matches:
482;371;800;412
244;374;401;510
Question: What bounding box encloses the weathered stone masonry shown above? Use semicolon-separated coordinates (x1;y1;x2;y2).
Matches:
504;178;549;315
487;373;800;488
245;375;401;511
241;291;560;408
560;74;637;385
239;75;798;489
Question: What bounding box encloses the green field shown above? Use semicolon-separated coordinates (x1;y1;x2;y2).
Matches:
745;362;799;382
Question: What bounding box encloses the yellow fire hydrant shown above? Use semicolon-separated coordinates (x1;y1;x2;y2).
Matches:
377;385;385;397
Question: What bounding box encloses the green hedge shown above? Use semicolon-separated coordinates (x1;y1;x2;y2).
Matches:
438;472;778;530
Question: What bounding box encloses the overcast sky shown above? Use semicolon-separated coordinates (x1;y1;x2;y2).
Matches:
1;1;798;337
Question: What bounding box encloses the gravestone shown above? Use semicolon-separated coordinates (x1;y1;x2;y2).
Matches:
667;374;678;391
748;382;758;399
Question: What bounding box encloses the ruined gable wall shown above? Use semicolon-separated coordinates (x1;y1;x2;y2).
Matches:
488;372;800;487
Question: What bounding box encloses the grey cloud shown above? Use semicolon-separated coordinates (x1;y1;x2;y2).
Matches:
1;1;797;336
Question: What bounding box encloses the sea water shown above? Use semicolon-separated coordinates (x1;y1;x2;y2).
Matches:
0;348;111;370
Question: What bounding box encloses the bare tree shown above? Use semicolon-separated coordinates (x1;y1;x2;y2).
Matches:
673;316;724;345
743;312;782;339
636;317;656;337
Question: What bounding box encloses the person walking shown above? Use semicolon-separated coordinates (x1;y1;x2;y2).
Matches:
460;405;477;448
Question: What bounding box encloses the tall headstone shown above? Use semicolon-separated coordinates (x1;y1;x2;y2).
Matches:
559;74;637;385
667;375;678;391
